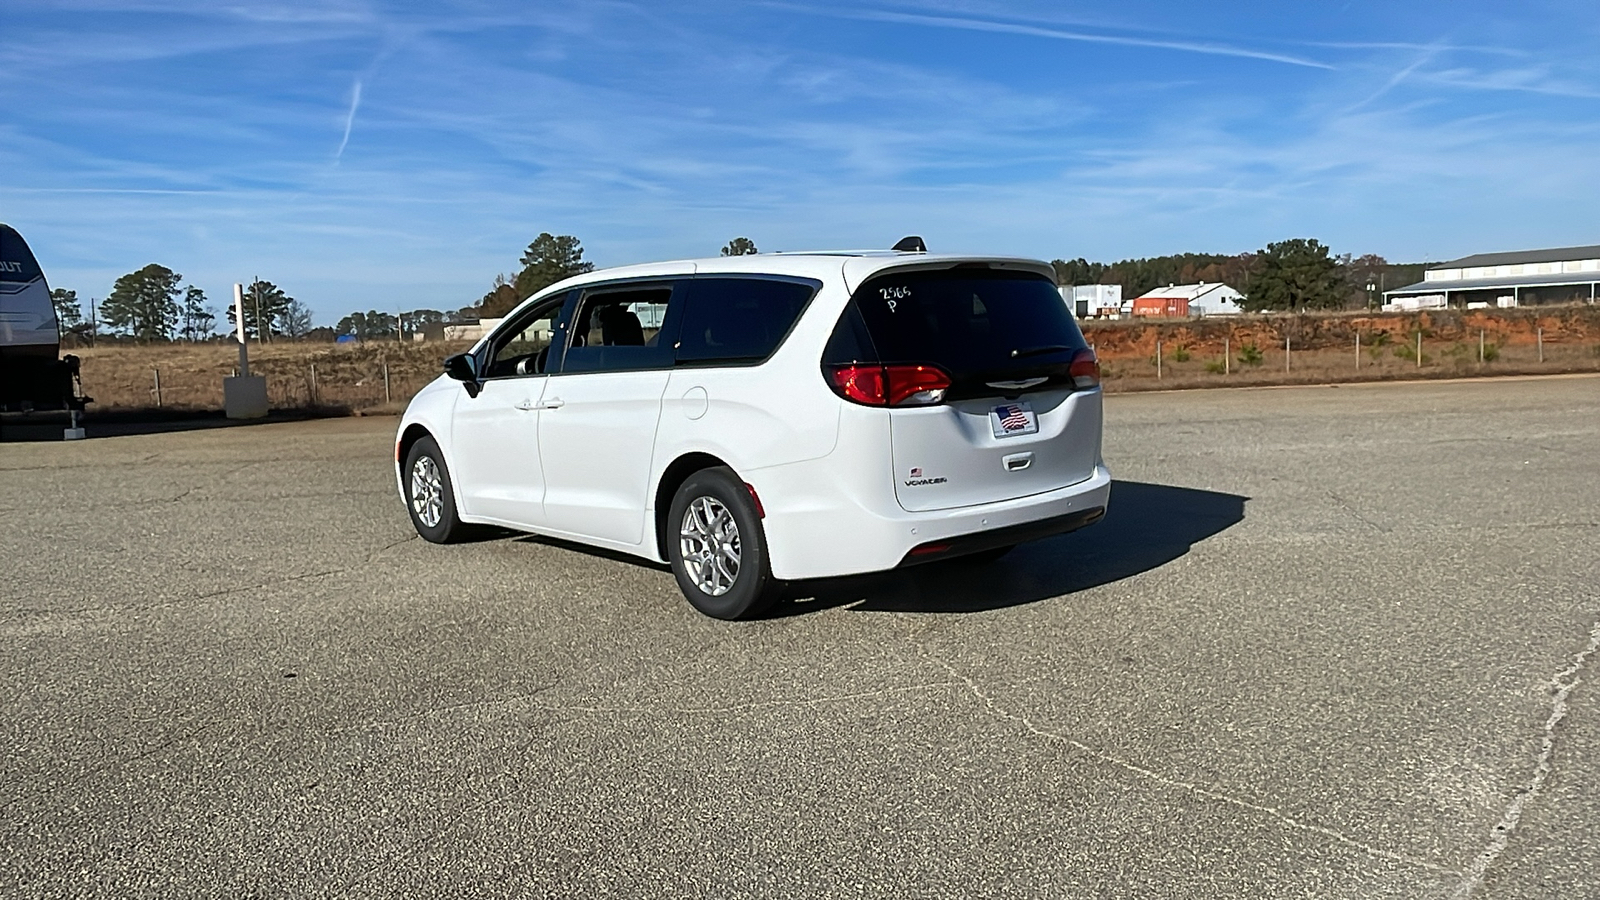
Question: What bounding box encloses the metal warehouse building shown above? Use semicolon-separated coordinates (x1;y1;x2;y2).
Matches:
1385;243;1600;309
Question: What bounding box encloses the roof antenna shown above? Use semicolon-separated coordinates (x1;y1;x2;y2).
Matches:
892;235;927;253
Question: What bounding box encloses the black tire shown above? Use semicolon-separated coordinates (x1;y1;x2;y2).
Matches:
402;435;479;543
956;544;1016;565
667;467;778;620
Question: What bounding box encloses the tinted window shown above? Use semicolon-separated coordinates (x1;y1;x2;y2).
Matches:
483;293;569;378
826;268;1089;398
559;284;679;373
675;277;818;365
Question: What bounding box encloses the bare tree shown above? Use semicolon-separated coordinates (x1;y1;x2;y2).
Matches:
280;298;314;339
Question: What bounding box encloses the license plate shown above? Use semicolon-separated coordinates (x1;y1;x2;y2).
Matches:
990;401;1039;438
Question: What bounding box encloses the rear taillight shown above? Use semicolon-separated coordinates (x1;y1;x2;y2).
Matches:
828;364;952;407
886;365;951;405
1069;349;1100;389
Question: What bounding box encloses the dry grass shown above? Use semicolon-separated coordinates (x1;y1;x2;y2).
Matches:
72;339;474;412
63;306;1600;412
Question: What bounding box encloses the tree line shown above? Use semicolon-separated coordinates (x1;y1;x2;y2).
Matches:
471;233;1415;319
1053;238;1427;312
49;233;1415;347
48;263;449;346
50;264;318;344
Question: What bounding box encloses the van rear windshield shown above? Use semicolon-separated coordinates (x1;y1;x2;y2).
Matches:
823;267;1089;397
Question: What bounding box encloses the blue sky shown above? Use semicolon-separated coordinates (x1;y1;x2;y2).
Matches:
4;1;1598;324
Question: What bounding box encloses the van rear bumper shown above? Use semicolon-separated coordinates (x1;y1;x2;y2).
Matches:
757;461;1112;580
897;506;1105;567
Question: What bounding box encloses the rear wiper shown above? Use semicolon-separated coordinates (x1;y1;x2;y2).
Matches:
1010;344;1075;359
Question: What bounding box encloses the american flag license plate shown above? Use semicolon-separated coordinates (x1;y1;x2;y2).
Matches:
989;401;1039;438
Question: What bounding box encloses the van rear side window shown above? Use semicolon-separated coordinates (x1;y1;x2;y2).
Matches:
675;277;818;365
560;284;680;373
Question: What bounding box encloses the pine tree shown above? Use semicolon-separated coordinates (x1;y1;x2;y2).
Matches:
180;286;215;340
225;279;294;341
511;234;594;306
101;264;182;340
721;237;758;256
1246;239;1344;312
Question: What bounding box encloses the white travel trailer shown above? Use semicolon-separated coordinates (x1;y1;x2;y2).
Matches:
0;223;87;414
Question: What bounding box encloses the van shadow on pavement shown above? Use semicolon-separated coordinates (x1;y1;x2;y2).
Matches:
778;480;1248;616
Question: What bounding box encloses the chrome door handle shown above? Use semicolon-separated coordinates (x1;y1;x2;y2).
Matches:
538;397;565;410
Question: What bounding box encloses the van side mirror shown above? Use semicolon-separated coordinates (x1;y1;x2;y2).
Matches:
443;353;481;397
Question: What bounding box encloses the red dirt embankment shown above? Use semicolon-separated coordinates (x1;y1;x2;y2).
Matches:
1080;306;1600;392
1082;306;1600;359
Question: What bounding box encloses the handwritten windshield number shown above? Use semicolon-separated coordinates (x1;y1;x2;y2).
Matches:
879;285;910;312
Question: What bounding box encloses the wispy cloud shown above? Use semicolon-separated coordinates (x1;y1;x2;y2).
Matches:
335;79;363;162
1422;66;1600;99
6;186;220;194
1304;40;1523;56
1347;48;1443;111
773;3;1336;70
6;1;1600;321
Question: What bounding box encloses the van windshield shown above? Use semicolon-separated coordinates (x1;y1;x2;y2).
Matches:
824;267;1088;398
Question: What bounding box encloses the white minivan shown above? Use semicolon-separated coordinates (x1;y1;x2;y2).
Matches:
396;244;1110;619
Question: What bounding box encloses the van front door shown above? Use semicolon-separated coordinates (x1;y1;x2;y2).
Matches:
537;282;682;545
449;295;568;528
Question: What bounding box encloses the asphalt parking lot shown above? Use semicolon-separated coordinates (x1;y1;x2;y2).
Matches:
3;375;1598;898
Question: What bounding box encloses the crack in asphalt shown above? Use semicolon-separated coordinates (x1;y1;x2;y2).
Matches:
1449;618;1600;899
3;534;420;626
1323;488;1392;533
350;684;562;732
144;534;421;613
933;658;1456;876
1;720;217;812
525;681;963;717
156;460;263;504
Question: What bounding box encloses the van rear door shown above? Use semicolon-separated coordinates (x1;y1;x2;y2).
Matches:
823;265;1102;513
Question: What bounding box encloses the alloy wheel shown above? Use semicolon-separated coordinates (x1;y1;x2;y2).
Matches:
410;456;444;528
679;496;741;596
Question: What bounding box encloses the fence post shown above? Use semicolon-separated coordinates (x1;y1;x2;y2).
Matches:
1479;330;1485;364
383;363;391;403
1538;327;1544;362
1417;331;1422;368
310;363;318;406
153;368;162;407
1285;336;1290;373
1224;336;1230;375
1156;340;1162;379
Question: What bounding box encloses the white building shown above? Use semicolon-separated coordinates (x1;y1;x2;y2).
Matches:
1385;244;1600;308
1130;282;1245;317
430;317;501;342
1060;284;1123;318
